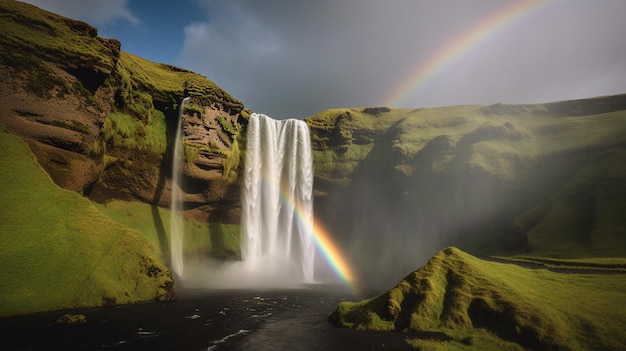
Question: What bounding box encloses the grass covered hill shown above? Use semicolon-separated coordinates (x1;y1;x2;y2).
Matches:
306;96;626;286
330;247;626;350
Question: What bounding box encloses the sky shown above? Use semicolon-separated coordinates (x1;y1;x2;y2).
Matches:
20;0;626;119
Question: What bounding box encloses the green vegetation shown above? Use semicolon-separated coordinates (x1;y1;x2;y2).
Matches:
93;200;240;259
0;0;118;73
101;110;167;155
308;98;626;259
316;100;626;349
307;100;626;185
0;128;172;317
222;138;241;183
217;116;238;136
184;103;204;116
331;247;626;350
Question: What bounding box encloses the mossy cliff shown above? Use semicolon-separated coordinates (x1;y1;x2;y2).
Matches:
0;0;246;315
0;0;247;224
306;98;626;285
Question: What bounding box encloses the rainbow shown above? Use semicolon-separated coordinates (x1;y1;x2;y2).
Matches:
310;217;357;289
277;183;358;291
383;0;550;107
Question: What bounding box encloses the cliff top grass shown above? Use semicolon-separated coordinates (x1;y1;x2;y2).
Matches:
331;247;626;350
0;127;172;317
118;51;223;98
0;0;117;70
0;0;225;99
307;96;626;183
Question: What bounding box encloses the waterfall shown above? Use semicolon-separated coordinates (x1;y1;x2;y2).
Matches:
241;113;315;282
170;97;189;278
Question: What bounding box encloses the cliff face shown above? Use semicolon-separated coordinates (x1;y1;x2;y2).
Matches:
306;98;626;285
0;0;246;225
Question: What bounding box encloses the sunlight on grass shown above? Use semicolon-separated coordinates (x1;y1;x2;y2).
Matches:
0;128;172;317
94;200;240;260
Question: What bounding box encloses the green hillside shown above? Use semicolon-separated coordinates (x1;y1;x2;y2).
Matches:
307;97;626;285
0;127;173;317
330;247;626;350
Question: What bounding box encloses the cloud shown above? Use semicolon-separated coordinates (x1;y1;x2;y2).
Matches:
19;0;139;26
176;0;626;119
20;0;626;119
178;0;434;118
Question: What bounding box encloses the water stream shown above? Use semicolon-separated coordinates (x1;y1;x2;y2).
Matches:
169;97;190;278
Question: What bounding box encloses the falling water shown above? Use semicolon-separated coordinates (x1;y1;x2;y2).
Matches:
170;97;189;278
241;113;315;282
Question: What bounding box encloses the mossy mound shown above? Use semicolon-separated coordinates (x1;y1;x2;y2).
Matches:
0;127;174;317
330;247;626;350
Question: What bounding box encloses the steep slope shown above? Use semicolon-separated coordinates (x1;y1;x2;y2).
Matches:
306;97;626;286
330;247;626;350
0;127;173;317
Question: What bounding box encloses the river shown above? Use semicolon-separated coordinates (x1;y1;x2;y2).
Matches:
1;285;413;350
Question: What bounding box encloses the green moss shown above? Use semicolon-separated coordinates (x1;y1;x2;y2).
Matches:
222;138;240;183
21;60;69;98
217;116;238;136
0;127;172;317
102;110;167;155
184;104;204;116
0;1;118;74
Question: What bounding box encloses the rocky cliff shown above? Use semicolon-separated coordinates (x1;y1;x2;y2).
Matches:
0;0;246;315
0;0;247;225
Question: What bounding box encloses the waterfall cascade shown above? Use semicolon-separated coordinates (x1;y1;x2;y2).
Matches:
241;113;315;282
169;97;189;278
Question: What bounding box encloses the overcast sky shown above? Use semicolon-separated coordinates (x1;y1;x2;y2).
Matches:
21;0;626;119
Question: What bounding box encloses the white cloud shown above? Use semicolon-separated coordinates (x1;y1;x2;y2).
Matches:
19;0;139;26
